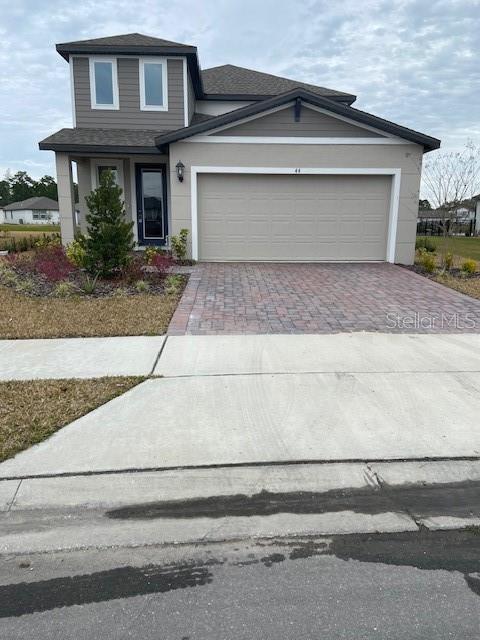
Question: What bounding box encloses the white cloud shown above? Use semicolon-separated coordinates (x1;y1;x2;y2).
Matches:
0;0;478;178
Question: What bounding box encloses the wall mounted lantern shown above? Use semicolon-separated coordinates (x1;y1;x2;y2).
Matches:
175;161;185;182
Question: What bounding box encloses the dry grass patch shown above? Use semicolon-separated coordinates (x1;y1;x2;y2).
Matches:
0;285;183;338
434;274;480;301
0;377;144;462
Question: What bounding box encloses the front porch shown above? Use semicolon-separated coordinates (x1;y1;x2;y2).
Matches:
55;151;174;249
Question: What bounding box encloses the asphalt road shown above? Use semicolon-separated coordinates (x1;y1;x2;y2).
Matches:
2;529;480;639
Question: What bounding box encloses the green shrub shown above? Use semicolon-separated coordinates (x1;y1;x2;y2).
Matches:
415;237;436;253
462;259;477;275
83;170;134;277
0;267;19;287
135;279;150;293
35;233;61;250
78;272;99;295
420;251;437;273
66;237;88;268
53;281;76;298
144;246;159;264
164;274;184;295
16;278;36;295
170;228;189;261
442;252;454;271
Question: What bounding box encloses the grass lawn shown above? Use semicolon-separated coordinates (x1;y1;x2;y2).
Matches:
0;377;143;462
417;236;480;261
0;285;183;338
0;223;60;234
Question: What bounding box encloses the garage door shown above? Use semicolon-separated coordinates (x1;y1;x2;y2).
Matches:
198;174;391;261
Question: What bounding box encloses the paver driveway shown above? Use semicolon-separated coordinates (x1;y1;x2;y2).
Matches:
168;263;480;335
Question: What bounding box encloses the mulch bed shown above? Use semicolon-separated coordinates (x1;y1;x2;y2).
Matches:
2;259;178;298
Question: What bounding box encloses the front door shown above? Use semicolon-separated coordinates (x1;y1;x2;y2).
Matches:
135;164;168;246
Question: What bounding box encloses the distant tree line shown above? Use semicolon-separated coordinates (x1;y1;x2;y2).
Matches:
0;170;78;208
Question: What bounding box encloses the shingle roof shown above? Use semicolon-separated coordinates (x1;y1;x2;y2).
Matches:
6;197;58;211
38;116;216;153
39;128;165;153
57;33;193;49
56;33;197;62
201;64;356;103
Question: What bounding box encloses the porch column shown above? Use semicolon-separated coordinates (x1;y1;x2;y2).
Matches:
75;158;91;235
55;152;76;246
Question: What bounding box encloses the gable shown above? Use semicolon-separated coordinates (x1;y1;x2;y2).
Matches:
212;105;385;138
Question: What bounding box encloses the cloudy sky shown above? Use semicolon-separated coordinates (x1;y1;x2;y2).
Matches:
0;0;478;180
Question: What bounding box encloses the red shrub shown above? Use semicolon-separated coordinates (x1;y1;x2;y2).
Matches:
150;253;173;277
121;255;145;284
33;245;75;282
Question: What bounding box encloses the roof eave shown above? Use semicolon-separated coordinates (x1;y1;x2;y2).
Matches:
56;43;197;60
154;88;441;152
38;141;160;155
202;92;356;105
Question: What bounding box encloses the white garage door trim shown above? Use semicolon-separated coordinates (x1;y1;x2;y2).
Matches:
190;167;402;263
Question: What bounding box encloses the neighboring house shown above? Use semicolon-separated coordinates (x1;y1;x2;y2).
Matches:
2;197;60;225
39;33;440;264
0;208;4;224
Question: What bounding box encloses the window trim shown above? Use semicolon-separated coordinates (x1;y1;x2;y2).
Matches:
89;57;119;110
90;160;124;195
139;57;168;112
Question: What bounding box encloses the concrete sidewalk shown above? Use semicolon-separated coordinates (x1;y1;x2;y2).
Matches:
155;333;480;376
0;336;165;380
1;333;479;478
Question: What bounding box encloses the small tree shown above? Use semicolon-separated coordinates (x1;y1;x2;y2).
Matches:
83;170;134;277
422;142;480;266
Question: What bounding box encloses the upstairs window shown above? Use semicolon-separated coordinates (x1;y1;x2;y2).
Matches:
89;58;119;109
139;58;168;111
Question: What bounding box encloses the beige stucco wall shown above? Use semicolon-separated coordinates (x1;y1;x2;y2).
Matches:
74;157;134;235
168;141;424;264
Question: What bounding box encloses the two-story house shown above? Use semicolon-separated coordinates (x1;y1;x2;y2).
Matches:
40;33;440;263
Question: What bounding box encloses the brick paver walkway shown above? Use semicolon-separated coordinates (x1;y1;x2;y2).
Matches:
168;263;480;335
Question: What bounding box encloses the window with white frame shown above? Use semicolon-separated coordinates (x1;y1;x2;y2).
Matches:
139;58;168;111
91;160;124;196
32;211;50;220
89;58;119;109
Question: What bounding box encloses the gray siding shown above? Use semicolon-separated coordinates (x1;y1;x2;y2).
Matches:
213;105;384;137
73;56;185;130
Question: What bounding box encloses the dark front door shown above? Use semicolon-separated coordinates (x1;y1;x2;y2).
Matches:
135;164;168;246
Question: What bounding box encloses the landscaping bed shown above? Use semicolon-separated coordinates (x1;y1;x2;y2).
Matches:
0;377;143;462
1;248;186;298
409;240;480;301
0;225;192;337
